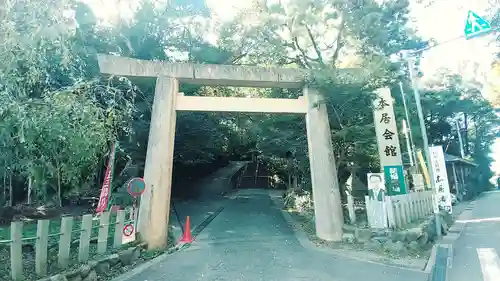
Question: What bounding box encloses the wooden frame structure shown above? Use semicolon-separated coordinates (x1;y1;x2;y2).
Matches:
97;54;346;249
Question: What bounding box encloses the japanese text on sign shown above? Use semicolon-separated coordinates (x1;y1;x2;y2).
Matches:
372;88;403;167
429;146;452;214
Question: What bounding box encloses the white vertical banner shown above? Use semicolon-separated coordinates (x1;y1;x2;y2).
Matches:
429;145;452;214
373;88;407;195
373;88;404;167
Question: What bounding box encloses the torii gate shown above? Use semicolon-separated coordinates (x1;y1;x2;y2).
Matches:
97;54;354;249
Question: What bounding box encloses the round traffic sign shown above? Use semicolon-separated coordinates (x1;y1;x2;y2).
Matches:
122;224;134;237
127;177;145;197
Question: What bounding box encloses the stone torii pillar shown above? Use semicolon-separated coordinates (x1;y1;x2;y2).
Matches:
138;76;178;249
304;87;344;241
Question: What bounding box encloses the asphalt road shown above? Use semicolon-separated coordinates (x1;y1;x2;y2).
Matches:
123;189;426;281
449;190;500;281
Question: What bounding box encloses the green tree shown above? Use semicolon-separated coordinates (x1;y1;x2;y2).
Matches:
1;0;498;210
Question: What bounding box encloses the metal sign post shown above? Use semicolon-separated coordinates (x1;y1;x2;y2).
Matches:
122;178;146;243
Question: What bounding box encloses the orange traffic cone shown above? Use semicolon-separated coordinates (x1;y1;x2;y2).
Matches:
179;216;193;243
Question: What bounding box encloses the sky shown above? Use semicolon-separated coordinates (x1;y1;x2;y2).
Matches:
83;0;500;173
408;1;500;175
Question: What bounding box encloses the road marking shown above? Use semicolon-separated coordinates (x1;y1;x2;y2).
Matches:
477;248;500;281
457;216;500;223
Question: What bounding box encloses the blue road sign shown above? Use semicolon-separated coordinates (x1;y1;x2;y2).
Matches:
464;11;492;40
127;177;145;197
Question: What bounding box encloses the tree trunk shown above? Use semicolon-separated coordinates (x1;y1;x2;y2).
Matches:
463;112;469;155
27;176;32;204
2;170;6;206
56;165;62;207
8;171;13;207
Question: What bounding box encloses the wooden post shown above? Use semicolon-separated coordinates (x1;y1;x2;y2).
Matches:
292;176;298;191
114;210;125;247
416;195;422;219
451;163;461;201
365;196;372;226
426;194;432;215
409;195;415;222
406;196;412;223
345;174;356;224
401;198;408;227
304;87;343;241
424;194;429;215
385;197;396;228
398;201;405;228
460;165;466;199
394;202;401;228
138;77;178;249
58;216;73;269
97;212;110;254
10;221;23;281
78;214;93;262
422;195;427;216
346;192;356;224
35;219;50;276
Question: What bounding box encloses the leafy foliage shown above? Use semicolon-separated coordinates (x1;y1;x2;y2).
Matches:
0;0;498;207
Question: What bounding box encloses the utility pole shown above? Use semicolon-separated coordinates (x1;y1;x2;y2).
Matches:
463;113;469;155
399;81;418;170
406;57;442;240
402;120;415;167
455;119;465;158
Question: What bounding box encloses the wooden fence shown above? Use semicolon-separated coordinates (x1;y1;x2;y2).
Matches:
386;191;435;229
0;208;136;281
365;191;435;229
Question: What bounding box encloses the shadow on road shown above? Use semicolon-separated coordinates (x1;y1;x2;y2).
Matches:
126;187;428;281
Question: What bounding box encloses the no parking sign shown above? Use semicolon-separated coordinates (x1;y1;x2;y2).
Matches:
127;178;145;197
123;224;134;237
121;177;145;244
122;223;135;244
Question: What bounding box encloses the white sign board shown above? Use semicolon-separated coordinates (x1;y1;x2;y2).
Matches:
122;224;136;244
122;208;138;244
373;88;404;167
412;174;425;191
429;146;452;214
365;173;388;229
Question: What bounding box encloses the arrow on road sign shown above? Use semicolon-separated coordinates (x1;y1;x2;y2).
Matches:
464;11;492;40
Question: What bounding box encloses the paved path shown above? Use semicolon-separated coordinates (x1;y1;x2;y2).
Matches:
449;190;500;281
451;199;472;220
169;161;247;240
126;189;426;281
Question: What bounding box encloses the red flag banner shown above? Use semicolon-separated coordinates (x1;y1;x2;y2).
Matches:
96;142;117;213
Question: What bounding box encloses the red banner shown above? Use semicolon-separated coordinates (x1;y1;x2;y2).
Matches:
96;142;116;213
